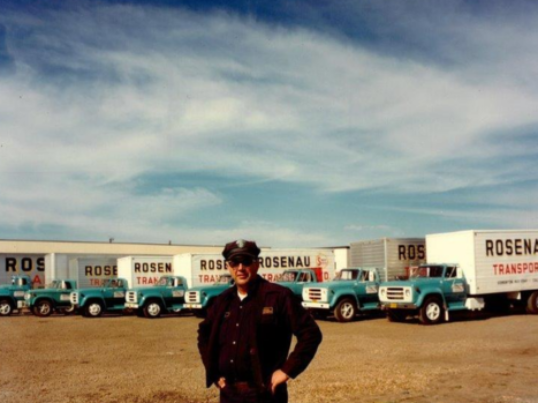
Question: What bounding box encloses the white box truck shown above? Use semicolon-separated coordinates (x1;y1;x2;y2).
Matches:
0;254;46;287
45;253;122;289
350;238;426;281
379;230;538;324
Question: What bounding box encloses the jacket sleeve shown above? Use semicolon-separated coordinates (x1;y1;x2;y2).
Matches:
197;302;218;386
280;290;322;379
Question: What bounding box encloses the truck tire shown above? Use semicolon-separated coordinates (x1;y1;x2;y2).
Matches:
143;301;162;318
526;291;538;314
419;297;443;325
34;300;53;317
334;298;357;322
387;310;406;322
84;301;104;318
0;299;13;316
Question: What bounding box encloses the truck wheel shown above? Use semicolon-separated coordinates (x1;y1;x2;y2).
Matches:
526;291;538;314
143;301;162;318
387;310;406;322
34;300;53;317
84;301;104;318
0;299;13;316
334;298;357;322
419;297;443;325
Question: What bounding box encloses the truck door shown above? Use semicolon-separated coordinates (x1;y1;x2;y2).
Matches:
354;270;379;305
109;279;126;307
441;266;466;305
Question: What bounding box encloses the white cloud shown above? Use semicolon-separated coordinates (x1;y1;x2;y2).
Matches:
0;3;537;243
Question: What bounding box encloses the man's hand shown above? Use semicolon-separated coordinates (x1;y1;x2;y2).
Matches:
270;370;289;394
216;377;226;389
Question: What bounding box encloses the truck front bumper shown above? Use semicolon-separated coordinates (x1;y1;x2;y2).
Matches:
124;302;140;309
184;303;203;309
381;303;418;310
302;301;330;309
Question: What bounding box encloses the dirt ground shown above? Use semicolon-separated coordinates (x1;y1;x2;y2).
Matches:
2;310;538;403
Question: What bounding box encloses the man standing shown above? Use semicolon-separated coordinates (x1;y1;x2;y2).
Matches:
198;239;322;403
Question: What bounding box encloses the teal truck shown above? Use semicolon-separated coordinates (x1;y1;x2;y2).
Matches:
24;279;77;317
0;275;32;316
124;275;187;318
183;274;234;316
379;231;538;325
301;268;382;322
70;278;129;318
378;264;467;324
276;269;320;300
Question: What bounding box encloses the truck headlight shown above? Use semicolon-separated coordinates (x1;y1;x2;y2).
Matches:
379;288;386;297
24;292;31;300
404;289;411;298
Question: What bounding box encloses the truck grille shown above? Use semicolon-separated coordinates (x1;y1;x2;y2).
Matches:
307;288;323;300
185;291;200;303
386;287;404;300
70;292;79;305
126;291;137;303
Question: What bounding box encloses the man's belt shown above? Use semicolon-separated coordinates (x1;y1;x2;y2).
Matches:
227;381;265;393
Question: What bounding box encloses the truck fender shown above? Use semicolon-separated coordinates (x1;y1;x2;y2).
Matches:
82;296;106;308
416;289;446;309
331;291;359;308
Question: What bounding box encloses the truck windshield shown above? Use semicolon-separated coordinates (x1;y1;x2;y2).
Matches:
409;266;444;278
277;271;298;283
334;270;359;281
50;280;62;289
156;277;168;286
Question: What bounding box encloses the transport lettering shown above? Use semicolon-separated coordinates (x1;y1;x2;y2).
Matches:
134;262;172;273
200;260;226;271
84;265;117;277
258;256;311;269
493;262;538;275
199;274;222;283
136;276;160;285
486;239;538;257
5;257;45;272
398;245;426;261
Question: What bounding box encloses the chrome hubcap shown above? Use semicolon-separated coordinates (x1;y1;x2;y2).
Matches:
341;303;354;319
39;303;51;315
426;303;440;320
148;303;161;316
88;304;101;316
0;303;11;315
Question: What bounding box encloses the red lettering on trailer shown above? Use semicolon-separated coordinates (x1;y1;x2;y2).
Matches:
493;262;538;275
32;275;42;285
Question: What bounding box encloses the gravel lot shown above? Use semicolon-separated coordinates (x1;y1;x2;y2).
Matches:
2;310;538;403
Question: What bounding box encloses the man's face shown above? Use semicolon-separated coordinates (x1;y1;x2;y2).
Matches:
226;255;260;287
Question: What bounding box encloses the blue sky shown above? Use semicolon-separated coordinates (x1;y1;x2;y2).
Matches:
0;0;537;247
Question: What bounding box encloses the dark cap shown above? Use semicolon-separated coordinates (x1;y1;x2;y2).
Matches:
222;239;261;260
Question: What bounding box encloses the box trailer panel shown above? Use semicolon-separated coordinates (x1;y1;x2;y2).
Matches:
117;256;174;289
427;230;538;295
174;249;336;288
68;257;118;288
0;254;46;287
350;238;426;281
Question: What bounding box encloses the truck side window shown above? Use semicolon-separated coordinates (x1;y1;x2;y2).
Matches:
445;267;457;278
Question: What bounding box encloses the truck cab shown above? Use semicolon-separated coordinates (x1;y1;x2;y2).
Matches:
0;275;32;316
70;278;129;318
24;279;77;317
276;269;319;300
302;268;381;322
124;275;187;318
378;264;473;324
184;274;234;317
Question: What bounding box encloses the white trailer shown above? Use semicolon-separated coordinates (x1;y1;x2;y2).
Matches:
427;230;538;296
45;253;123;289
174;249;336;288
0;254;46;287
117;256;174;288
350;238;426;281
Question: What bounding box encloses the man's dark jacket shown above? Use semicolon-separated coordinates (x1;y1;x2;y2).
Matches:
197;276;322;387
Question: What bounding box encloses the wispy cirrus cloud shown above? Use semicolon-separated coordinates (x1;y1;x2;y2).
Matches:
0;1;536;244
